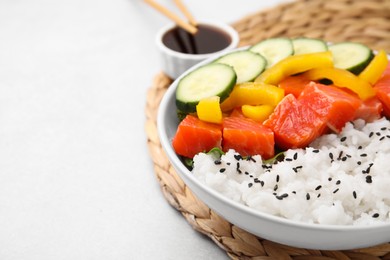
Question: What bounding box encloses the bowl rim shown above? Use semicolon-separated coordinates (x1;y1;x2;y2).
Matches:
156;47;390;233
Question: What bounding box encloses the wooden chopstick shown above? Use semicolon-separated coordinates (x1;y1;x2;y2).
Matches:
144;0;198;34
173;0;197;26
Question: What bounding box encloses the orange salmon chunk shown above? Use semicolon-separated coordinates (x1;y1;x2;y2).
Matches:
374;64;390;118
264;94;327;150
172;115;222;158
222;117;274;159
299;82;362;133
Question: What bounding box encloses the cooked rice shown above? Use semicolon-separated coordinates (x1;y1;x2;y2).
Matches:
192;118;390;225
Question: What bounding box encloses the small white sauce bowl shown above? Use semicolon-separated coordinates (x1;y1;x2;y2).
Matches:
155;20;240;79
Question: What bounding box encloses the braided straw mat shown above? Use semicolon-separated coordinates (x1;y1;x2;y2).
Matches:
145;0;390;258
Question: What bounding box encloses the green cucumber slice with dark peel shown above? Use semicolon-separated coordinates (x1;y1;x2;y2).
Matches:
329;42;374;74
249;37;294;68
292;37;328;55
215;50;267;83
176;63;237;113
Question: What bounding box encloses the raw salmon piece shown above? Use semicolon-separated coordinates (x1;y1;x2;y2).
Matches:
172;115;222;158
299;82;362;132
279;75;312;98
264;94;327;150
354;97;383;122
374;64;390;118
222;117;274;159
229;107;246;118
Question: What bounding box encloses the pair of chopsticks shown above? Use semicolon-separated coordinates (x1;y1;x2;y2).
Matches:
144;0;198;34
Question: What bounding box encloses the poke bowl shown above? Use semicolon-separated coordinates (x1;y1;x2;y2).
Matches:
157;37;390;250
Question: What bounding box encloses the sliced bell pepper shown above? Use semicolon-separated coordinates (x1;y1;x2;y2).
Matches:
358;50;389;85
241;104;274;123
255;51;333;85
220;82;284;112
196;96;223;124
302;67;376;100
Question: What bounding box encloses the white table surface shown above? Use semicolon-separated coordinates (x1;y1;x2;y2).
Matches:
0;0;289;259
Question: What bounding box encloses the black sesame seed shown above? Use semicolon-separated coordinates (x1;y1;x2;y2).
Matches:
329;152;334;160
234;154;242;161
273;184;278;191
247;156;256;162
372;213;379;218
214;160;221;165
333;188;339;194
313;149;320;153
360;153;367;157
369;132;374;138
292;166;303;173
317;193;321;198
358;146;363;149
219;168;226;173
292;191;296;194
276;193;289;200
381;127;387;131
336;180;341;185
244;171;249;175
380;136;385;141
249;175;253;178
276;175;280;182
328;177;332;181
357;161;362;165
366;175;373;183
315;185;322;191
260;181;265;187
341;156;347;162
248;183;253;188
306;193;310;200
227;162;231;166
376;132;381;136
340;136;347;142
293;152;298;160
285;158;293;162
353;191;357;199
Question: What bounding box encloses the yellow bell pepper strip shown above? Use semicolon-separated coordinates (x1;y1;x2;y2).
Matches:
255;51;333;85
220;82;285;112
242;104;274;123
302;67;376;100
358;50;389;85
196;96;223;124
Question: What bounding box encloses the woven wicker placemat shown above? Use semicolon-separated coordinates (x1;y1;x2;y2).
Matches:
145;0;390;258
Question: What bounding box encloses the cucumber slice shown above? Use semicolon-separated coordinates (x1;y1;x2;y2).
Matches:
292;37;328;55
215;50;267;83
329;42;374;74
249;38;294;68
176;63;236;113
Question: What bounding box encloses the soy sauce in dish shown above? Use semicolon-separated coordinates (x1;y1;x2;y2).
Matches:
162;24;232;55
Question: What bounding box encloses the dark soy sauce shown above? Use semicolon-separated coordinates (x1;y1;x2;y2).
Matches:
162;24;232;54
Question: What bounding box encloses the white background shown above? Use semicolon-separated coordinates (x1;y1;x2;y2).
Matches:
0;0;288;259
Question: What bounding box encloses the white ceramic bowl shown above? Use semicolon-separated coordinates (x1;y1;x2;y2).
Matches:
157;49;390;250
156;20;239;79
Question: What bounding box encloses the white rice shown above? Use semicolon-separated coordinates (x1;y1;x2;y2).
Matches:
192;118;390;225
